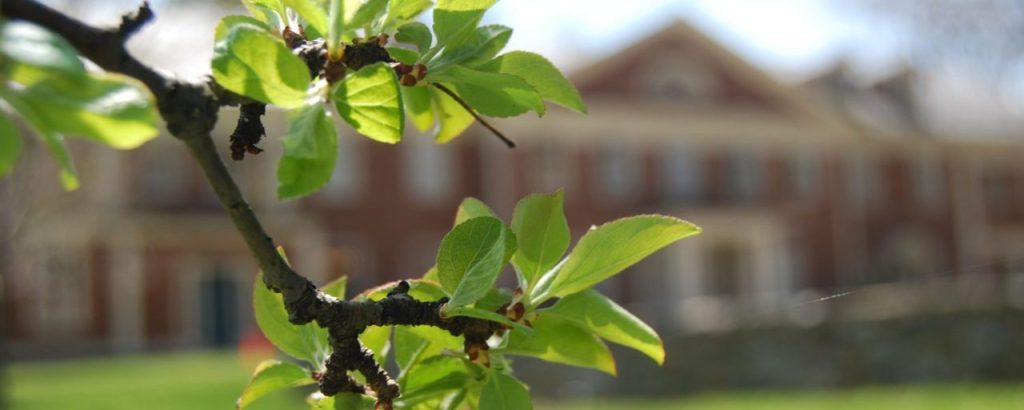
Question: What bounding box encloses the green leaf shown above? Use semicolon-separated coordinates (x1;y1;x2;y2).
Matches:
431;25;511;72
328;0;346;58
213;25;311;108
436;216;508;307
433;0;498;49
284;0;329;35
480;371;532;410
402;85;434;132
441;305;532;335
332;62;404;143
214;16;272;42
399;356;468;406
504;315;616;375
431;65;544;118
387;46;420;65
360;325;391;366
277;103;338;199
311;392;376;410
382;0;433;32
511;190;570;290
348;0;388;29
0;112;23;177
5;72;158;149
243;0;288;26
321;275;348;299
237;360;315;409
395;326;462;379
254;270;330;367
430;85;474;143
395;22;432;54
454;197;495;225
0;21;85;84
0;89;79;190
541;216;700;300
545;290;664;365
480;51;586;114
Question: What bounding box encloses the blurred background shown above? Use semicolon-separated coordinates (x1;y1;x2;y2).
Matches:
3;0;1024;408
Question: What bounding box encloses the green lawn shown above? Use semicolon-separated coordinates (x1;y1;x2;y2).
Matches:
6;351;1023;409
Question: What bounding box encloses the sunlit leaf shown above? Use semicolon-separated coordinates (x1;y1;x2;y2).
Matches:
454;197;495;225
402;85;434;132
430;84;474;142
237;360;315;409
433;0;497;49
430;65;543;118
0;21;85;84
332;62;404;143
539;216;700;300
544;289;664;365
479;51;587;114
284;0;329;36
277;103;338;199
395;22;432;53
254;270;330;367
213;25;310;108
436;216;509;307
480;370;532;410
511;190;569;290
0;112;23;177
504;315;616;375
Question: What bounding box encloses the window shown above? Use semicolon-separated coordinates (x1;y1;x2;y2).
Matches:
789;151;820;197
402;135;455;205
660;143;703;201
532;140;573;192
28;245;90;336
726;150;760;201
704;242;747;296
595;143;641;201
137;144;188;205
910;154;945;210
846;154;875;207
321;133;364;204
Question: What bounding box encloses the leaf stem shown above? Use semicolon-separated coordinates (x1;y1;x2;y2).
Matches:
431;83;515;148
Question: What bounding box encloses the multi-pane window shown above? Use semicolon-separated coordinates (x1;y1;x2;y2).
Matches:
846;154;876;207
726;150;760;201
532;140;573;193
660;143;703;201
138;144;188;205
321;133;363;204
789;151;819;197
704;242;747;296
595;143;641;201
910;154;945;210
402;135;455;205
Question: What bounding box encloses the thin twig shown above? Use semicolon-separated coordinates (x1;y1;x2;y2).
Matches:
432;83;516;148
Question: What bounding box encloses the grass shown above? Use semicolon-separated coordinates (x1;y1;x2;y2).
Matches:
5;350;1023;409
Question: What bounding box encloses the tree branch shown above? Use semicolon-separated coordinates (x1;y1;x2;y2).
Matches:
432;83;516;148
2;1;501;407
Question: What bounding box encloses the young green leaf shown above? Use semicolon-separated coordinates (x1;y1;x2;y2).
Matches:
0;112;23;177
277;104;338;199
0;89;79;190
511;191;570;290
332;62;404;143
395;22;433;54
402;85;434;132
237;360;315;409
212;25;311;108
503;315;616;375
0;21;85;84
347;0;388;29
360;325;391;366
214;16;272;42
431;25;512;72
398;356;469;407
544;289;664;365
480;371;532;410
328;0;346;58
430;85;474;143
382;0;433;32
542;216;700;299
283;0;329;36
311;392;376;410
454;197;496;225
387;46;420;65
436;216;508;307
320;275;348;299
4;73;158;149
479;51;588;114
253;271;330;366
432;0;498;49
243;0;288;27
394;326;430;376
430;65;544;118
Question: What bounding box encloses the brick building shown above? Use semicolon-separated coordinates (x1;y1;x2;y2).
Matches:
3;21;1024;357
